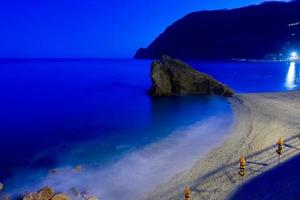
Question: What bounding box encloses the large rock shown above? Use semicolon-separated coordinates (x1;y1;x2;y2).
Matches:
149;55;234;97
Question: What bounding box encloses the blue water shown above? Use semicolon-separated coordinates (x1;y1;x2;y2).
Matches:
189;61;300;92
0;59;299;199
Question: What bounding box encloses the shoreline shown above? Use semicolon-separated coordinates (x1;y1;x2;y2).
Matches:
142;91;300;200
0;99;233;200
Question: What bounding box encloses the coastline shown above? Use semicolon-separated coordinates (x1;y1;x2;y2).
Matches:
142;91;300;200
0;98;233;200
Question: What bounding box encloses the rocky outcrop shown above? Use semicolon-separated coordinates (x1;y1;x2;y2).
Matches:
149;56;234;97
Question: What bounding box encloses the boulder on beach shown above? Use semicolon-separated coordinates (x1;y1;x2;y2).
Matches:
149;55;234;97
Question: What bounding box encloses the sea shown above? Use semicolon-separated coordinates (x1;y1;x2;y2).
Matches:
0;59;299;199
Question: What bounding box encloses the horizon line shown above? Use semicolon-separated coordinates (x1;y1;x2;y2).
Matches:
0;57;136;60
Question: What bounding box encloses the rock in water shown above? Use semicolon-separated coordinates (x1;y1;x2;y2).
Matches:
69;187;81;198
73;165;84;173
23;187;55;200
23;192;35;200
3;196;11;200
149;55;234;97
37;187;55;200
51;194;71;200
0;182;4;192
87;197;99;200
49;168;60;176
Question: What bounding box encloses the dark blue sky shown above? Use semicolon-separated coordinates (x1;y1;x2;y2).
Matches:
0;0;284;58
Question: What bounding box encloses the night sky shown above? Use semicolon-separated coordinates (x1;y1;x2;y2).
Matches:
0;0;286;58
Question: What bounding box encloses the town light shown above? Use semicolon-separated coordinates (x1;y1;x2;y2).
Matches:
290;51;298;61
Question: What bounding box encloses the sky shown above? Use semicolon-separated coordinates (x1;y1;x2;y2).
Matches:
0;0;286;58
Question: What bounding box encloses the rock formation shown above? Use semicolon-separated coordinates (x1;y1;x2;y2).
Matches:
149;55;234;97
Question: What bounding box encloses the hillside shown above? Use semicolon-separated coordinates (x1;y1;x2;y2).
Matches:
135;0;300;60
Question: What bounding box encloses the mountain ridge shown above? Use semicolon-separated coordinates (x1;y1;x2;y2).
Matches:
135;0;300;60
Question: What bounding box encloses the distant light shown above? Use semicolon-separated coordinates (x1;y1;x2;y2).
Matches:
290;51;298;61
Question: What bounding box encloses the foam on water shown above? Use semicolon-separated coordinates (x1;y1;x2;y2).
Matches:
4;115;232;200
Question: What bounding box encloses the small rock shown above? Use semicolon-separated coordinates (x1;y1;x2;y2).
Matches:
23;187;54;200
37;187;55;200
49;168;60;175
73;165;84;173
51;194;71;200
87;197;99;200
69;187;80;197
81;190;90;200
22;192;36;200
0;182;4;192
3;196;12;200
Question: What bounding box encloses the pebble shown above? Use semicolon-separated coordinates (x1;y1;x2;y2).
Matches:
73;165;84;173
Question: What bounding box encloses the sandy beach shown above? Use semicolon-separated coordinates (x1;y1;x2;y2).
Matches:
142;91;300;200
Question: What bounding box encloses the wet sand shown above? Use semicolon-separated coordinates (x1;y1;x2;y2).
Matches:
142;91;300;200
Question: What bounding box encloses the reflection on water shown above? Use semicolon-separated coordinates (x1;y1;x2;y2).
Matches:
285;62;298;89
189;61;300;92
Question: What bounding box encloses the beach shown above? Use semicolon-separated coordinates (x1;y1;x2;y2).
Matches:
142;91;300;200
